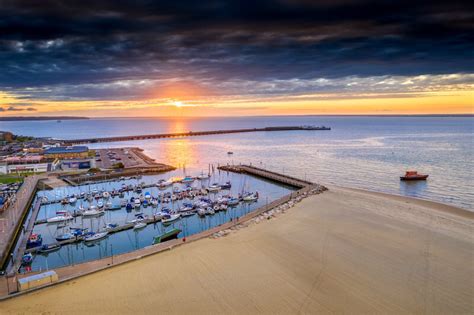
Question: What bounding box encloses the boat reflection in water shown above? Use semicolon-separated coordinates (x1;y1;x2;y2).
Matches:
23;171;294;272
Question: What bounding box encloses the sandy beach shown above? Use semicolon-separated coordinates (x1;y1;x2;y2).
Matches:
2;186;473;314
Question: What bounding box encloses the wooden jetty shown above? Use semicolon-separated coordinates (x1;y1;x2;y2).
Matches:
218;164;313;188
11;200;42;273
38;182;160;208
62;126;331;145
25;214;170;254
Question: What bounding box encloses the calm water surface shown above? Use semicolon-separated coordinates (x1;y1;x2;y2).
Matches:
22;171;292;271
3;116;473;210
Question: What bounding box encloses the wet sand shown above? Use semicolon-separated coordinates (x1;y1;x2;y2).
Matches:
2;186;473;314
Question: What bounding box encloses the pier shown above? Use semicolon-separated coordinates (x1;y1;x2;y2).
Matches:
24;214;167;255
10;200;42;273
62;126;331;145
218;164;313;188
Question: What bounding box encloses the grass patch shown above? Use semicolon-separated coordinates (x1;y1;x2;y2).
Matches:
0;174;23;184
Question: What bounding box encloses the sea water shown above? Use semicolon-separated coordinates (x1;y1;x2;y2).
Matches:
3;115;473;209
23;171;293;271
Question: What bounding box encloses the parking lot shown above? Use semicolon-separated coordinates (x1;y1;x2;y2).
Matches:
94;147;154;169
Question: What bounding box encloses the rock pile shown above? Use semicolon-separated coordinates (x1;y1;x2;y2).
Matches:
211;185;327;239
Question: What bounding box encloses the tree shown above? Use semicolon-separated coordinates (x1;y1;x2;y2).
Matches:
112;162;124;169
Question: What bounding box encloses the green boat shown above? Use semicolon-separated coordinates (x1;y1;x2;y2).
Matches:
153;228;181;244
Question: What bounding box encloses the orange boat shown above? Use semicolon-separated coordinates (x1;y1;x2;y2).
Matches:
400;171;429;181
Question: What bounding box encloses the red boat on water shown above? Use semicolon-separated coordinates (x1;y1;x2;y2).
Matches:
400;171;429;181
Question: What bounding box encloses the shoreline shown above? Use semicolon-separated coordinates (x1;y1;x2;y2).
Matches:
0;186;474;312
1;184;472;313
334;185;474;218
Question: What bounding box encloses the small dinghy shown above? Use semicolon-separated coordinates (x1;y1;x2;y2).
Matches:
242;192;259;202
84;232;108;242
26;234;43;248
128;213;147;224
56;233;74;241
21;253;33;266
207;184;221;192
220;181;232;189
227;198;240;206
162;213;180;224
82;208;104;217
181;176;195;183
71;228;88;237
153;228;181;244
205;208;215;215
153;211;167;220
180;211;195;217
178;205;193;213
105;223;118;230
39;243;61;253
47;213;73;223
134;199;141;207
197;173;210;180
133;222;147;230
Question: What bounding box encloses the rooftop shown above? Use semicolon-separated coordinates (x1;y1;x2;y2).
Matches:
44;146;88;154
2;155;44;164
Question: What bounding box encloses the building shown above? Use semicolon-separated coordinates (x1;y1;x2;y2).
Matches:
0;131;14;145
61;158;95;170
0;156;53;174
43;146;89;159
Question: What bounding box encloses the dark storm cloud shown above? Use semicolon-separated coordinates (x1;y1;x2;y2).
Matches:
0;0;472;98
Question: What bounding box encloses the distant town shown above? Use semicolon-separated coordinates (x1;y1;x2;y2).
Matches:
0;116;89;121
0;130;173;212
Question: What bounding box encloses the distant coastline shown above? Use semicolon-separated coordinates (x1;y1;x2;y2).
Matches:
87;113;474;119
0;116;89;121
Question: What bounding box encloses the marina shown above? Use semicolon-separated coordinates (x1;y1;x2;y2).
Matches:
7;167;299;275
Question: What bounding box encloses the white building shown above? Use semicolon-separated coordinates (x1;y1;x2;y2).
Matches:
0;155;53;174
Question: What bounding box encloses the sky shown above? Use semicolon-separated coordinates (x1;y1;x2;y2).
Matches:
0;0;473;117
